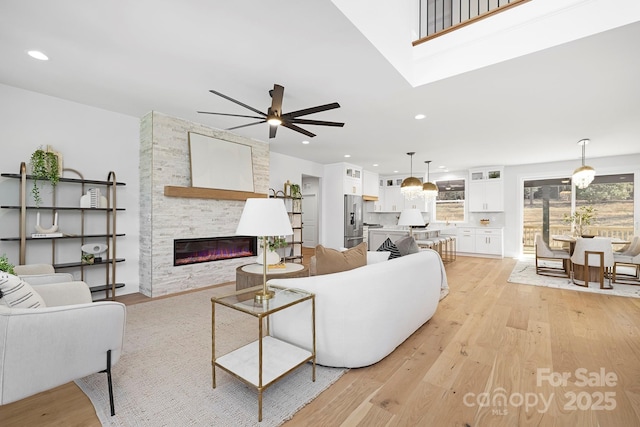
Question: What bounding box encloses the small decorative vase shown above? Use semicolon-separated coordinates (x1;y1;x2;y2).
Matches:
256;250;280;265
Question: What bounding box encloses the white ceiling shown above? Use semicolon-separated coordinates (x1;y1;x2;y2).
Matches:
1;0;639;176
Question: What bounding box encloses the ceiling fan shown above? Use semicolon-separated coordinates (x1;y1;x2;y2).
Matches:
198;84;344;138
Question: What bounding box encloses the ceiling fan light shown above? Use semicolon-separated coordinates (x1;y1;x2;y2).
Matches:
267;117;282;126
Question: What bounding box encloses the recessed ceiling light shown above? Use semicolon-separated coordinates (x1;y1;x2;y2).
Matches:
393;170;399;173
372;164;379;167
438;165;446;169
414;114;426;120
344;154;351;158
301;140;310;145
27;50;49;61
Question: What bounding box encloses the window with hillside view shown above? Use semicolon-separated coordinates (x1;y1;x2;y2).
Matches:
434;179;465;223
522;173;634;253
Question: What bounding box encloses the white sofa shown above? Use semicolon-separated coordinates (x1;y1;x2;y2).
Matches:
269;249;447;368
0;265;126;415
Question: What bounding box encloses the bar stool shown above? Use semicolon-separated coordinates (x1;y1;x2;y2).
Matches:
447;235;457;262
415;238;436;251
435;236;449;262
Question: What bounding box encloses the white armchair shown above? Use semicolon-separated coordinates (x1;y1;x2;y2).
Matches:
534;233;570;277
570;237;614;289
0;265;126;416
613;236;640;285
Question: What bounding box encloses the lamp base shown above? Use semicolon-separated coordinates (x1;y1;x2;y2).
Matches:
254;289;275;302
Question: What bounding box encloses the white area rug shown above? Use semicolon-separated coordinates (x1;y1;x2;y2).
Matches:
508;257;640;298
75;285;346;426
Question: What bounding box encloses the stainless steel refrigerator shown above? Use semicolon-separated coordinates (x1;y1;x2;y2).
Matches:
344;194;363;248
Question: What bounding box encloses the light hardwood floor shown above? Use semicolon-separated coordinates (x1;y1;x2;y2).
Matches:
2;254;639;426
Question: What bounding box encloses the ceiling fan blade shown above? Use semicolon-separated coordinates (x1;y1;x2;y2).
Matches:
226;120;266;130
284;102;341;118
270;84;284;116
197;111;264;120
208;90;266;117
288;118;345;127
281;122;316;138
269;124;278;139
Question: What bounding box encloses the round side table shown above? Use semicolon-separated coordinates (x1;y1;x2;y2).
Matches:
235;263;310;291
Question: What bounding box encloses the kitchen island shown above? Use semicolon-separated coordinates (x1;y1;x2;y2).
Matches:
367;226;454;251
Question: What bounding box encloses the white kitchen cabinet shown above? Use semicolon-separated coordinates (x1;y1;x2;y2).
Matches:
378;174;428;212
456;227;503;257
383;186;404;212
468;167;504;212
405;198;428;212
373;187;384;212
456;228;476;253
362;170;379;199
475;228;503;256
343;165;362;195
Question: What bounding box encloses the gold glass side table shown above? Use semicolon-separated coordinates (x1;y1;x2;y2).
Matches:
211;284;316;422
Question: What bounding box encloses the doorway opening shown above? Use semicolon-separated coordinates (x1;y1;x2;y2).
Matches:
301;175;320;248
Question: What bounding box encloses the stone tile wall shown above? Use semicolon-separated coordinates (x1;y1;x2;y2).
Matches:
139;111;269;297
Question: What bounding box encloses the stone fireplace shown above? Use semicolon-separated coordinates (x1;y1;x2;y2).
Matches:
139;111;269;297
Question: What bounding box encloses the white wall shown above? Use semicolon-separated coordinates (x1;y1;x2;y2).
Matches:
0;84;141;296
269;152;324;193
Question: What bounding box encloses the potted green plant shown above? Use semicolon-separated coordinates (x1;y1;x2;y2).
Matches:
290;184;301;199
259;236;288;251
563;205;597;237
257;236;288;265
0;254;16;275
30;147;60;207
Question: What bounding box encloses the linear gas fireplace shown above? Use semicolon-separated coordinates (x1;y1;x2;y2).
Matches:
174;236;257;266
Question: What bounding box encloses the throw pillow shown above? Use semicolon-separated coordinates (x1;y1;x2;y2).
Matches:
377;237;402;259
315;242;367;275
0;272;47;308
366;250;390;264
394;235;420;257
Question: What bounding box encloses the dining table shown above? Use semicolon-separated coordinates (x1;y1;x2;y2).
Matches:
551;234;630;255
551;235;630;284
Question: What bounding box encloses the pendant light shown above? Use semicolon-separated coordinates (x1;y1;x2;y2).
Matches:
400;152;424;200
572;139;595;189
422;160;438;199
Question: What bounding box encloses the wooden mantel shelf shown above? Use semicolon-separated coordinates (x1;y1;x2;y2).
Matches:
164;186;267;201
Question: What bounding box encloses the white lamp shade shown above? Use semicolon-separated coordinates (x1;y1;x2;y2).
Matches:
236;198;293;237
397;208;425;227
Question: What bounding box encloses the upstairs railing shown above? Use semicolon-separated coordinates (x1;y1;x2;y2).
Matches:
414;0;531;45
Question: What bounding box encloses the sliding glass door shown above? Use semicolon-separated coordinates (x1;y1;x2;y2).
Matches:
523;178;572;253
575;173;634;240
522;173;634;253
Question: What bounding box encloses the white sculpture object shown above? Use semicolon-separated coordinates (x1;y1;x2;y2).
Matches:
35;212;58;234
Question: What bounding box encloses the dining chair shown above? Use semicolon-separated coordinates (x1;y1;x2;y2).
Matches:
612;236;640;285
570;237;614;289
534;233;570;278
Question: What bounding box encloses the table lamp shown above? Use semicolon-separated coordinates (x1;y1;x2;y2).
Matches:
236;198;293;302
397;208;425;237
